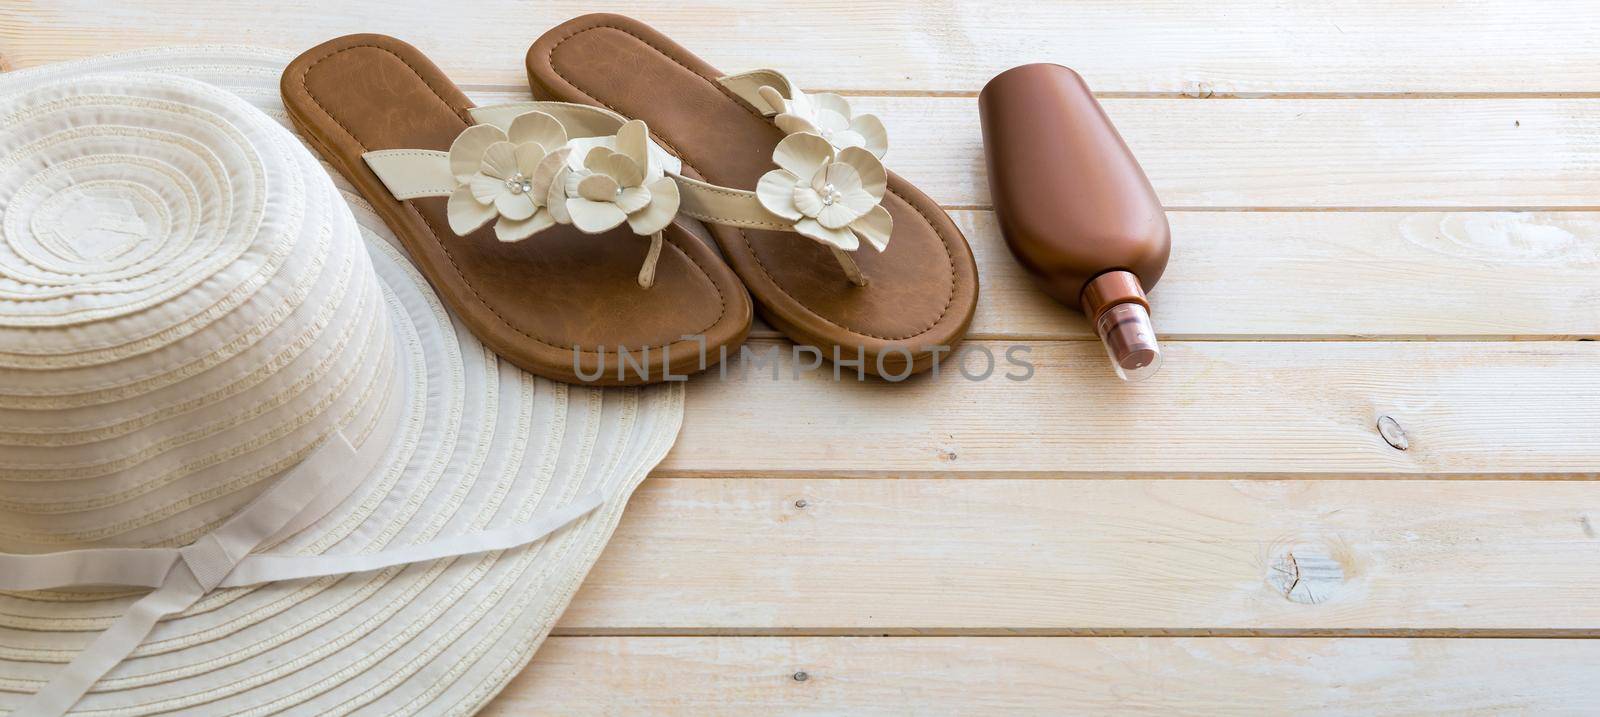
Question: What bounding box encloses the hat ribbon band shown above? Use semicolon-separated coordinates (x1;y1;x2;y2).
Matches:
0;435;604;717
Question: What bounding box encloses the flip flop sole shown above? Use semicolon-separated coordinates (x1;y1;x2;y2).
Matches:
284;34;751;385
527;16;978;378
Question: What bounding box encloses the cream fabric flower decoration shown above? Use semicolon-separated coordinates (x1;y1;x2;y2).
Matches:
549;120;680;237
756;132;893;253
759;86;887;158
445;111;572;242
562;126;683;177
545;120;681;288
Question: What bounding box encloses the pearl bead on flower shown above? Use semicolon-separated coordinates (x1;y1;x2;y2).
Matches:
820;183;841;206
504;173;533;195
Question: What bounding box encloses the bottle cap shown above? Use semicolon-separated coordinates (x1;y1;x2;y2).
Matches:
1093;302;1162;381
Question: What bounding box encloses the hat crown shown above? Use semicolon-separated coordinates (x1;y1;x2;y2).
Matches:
0;73;396;552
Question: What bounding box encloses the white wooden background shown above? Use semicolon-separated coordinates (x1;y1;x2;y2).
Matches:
6;1;1600;713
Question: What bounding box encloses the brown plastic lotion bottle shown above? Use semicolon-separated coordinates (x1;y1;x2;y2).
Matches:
979;64;1171;381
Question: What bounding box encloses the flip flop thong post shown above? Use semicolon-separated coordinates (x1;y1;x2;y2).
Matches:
283;34;751;385
527;15;979;379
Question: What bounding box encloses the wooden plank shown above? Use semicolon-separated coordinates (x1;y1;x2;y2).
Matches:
5;78;1581;211
24;74;1594;339
461;91;1600;209
663;340;1600;475
461;89;1600;337
477;91;1600;338
560;478;1600;633
955;210;1600;340
8;2;1600;95
491;636;1600;714
10;66;1595;335
849;96;1600;208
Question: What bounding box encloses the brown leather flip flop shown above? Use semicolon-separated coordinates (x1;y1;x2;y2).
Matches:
282;34;751;386
527;15;979;379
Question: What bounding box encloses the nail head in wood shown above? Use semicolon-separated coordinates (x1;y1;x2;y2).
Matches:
792;671;810;682
794;499;808;509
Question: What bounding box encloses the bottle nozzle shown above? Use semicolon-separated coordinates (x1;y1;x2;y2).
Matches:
1081;270;1162;382
1094;302;1161;382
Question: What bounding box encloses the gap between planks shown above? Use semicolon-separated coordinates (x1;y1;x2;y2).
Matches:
461;82;1600;101
808;90;1600;100
490;636;1600;714
942;206;1600;213
648;469;1600;480
13;0;1600;96
548;627;1600;638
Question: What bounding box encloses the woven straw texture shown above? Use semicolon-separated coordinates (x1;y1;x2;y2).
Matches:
0;48;683;716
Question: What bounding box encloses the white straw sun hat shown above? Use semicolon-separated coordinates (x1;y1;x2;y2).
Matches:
0;48;683;715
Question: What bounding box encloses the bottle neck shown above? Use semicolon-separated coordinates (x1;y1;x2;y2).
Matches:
1079;270;1148;319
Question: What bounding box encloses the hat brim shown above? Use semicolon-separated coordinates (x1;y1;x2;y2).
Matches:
0;48;683;715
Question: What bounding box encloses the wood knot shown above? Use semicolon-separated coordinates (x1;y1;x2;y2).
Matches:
1376;415;1409;450
1267;542;1348;604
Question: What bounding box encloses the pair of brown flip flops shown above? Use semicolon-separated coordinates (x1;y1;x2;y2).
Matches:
283;14;978;386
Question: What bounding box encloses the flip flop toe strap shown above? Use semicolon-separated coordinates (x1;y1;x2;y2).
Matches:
718;69;889;159
711;70;895;284
361;101;682;288
363;99;893;287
